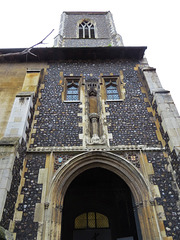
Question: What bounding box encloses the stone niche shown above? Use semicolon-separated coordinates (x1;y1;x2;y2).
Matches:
85;79;107;145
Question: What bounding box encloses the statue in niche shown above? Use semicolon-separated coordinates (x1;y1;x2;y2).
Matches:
86;80;106;145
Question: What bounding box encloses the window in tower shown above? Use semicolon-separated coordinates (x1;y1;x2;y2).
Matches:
79;20;95;39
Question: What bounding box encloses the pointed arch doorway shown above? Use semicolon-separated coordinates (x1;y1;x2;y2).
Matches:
45;151;162;240
61;168;141;240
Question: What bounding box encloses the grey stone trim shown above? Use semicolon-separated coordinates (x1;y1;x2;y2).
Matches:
0;139;18;221
63;100;81;103
141;66;163;94
141;64;180;155
105;99;124;102
16;92;34;97
27;144;164;153
3;94;33;142
26;69;41;73
0;226;13;240
63;11;109;15
59;12;66;37
0;137;20;146
106;11;124;46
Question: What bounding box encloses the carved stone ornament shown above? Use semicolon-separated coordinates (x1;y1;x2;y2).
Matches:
44;202;49;209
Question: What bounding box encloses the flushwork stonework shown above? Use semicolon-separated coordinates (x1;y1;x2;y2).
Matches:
0;11;179;240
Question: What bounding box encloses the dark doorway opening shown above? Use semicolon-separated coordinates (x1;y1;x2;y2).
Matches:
61;168;141;240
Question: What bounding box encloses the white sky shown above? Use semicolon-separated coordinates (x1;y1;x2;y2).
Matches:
1;0;180;113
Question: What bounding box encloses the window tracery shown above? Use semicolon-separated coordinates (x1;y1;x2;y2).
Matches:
100;74;125;101
66;81;79;101
105;80;119;100
60;76;82;102
79;20;95;39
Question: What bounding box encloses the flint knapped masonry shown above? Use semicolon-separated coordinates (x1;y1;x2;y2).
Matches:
0;11;179;240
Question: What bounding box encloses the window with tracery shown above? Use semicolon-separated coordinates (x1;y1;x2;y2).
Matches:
105;79;119;100
66;80;79;101
79;20;95;39
74;212;109;229
61;76;83;102
100;75;125;101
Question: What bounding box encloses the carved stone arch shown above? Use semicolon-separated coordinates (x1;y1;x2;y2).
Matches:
43;151;162;240
50;151;149;204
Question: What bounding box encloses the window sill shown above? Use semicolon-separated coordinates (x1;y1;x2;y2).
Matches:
64;100;81;103
105;99;124;102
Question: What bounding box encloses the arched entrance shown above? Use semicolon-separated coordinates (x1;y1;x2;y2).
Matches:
44;151;162;240
61;168;140;240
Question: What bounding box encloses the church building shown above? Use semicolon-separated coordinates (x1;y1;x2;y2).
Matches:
0;11;179;240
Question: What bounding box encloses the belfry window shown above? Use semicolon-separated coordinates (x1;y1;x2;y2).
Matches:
66;80;79;101
79;20;95;39
74;212;109;229
105;79;119;100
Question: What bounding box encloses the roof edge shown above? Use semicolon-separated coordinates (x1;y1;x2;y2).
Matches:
63;11;109;15
0;46;147;62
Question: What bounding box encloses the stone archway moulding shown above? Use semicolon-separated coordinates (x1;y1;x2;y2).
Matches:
49;151;149;204
43;151;162;240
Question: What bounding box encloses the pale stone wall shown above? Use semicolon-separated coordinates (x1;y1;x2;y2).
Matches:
0;63;47;229
0;63;47;140
0;64;26;140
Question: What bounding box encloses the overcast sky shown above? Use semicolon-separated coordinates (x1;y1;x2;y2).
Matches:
1;0;180;113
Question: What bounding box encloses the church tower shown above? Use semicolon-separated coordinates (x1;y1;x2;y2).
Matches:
54;11;123;47
0;11;179;240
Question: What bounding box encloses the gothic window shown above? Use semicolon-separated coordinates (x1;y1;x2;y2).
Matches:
61;75;84;102
66;79;79;101
105;79;119;100
100;75;125;101
74;212;109;229
79;20;95;39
